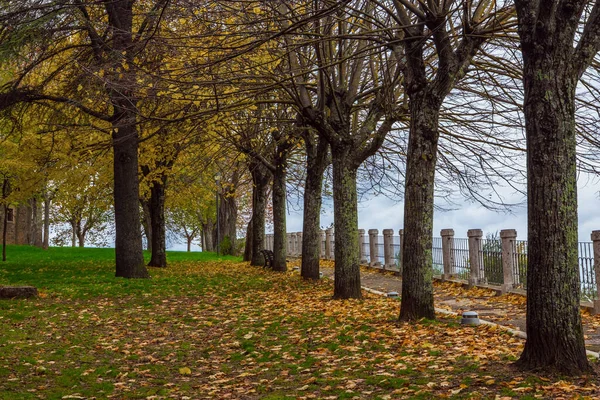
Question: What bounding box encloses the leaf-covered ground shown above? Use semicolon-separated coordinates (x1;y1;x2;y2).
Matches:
1;247;599;399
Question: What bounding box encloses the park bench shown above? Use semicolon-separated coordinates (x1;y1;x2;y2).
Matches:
260;249;274;269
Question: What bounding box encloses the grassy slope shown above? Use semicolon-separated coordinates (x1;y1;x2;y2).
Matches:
0;247;598;399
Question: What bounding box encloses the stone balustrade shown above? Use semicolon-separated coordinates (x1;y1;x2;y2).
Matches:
265;227;600;313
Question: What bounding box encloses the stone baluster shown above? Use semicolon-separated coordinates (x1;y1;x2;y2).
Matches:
592;231;600;314
358;229;367;264
500;229;517;293
368;229;380;267
383;229;394;269
441;229;455;280
325;228;333;260
467;229;483;287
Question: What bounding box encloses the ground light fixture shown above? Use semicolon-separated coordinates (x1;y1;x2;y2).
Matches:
461;311;481;326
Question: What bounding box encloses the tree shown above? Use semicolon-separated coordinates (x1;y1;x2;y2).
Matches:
513;0;600;374
372;0;512;320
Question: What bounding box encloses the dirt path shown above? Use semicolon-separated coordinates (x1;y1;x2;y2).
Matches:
319;265;600;353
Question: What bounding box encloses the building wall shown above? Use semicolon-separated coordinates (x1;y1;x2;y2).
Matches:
0;199;42;245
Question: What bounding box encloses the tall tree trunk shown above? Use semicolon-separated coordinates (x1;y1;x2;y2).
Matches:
112;119;148;278
202;222;215;252
43;194;50;250
250;162;270;266
31;197;42;247
26;201;32;245
147;178;167;268
331;148;361;299
271;155;287;272
140;198;152;252
301;135;329;280
515;39;589;375
243;219;253;262
78;232;85;248
218;177;238;256
399;94;439;321
187;236;192;252
70;219;77;248
2;204;7;262
106;0;147;279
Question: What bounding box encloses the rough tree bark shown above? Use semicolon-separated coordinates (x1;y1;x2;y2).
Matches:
513;0;600;375
107;0;148;278
249;161;270;267
331;148;362;299
301;133;329;280
399;93;440;321
43;193;50;250
243;219;253;262
140;198;152;252
147;177;167;268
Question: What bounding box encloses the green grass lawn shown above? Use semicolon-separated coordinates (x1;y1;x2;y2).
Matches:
0;246;598;399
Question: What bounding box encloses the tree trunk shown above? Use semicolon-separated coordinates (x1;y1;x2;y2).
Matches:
31;197;42;247
187;236;192;252
331;148;361;299
147;178;167;268
202;222;215;252
301;135;328;280
250;162;270;266
2;204;7;262
244;219;253;262
271;155;287;272
106;0;147;279
515;45;590;374
112;119;148;278
219;171;239;255
78;232;85;247
399;93;439;321
140;198;152;252
70;220;77;248
43;194;50;250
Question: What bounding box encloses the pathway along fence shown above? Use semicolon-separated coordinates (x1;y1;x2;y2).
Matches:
265;229;600;310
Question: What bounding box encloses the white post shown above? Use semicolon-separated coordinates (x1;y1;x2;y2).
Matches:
320;230;326;259
592;231;600;314
467;229;483;287
358;229;367;264
296;232;303;257
325;228;333;260
368;229;380;267
383;229;394;269
500;229;517;293
441;229;455;280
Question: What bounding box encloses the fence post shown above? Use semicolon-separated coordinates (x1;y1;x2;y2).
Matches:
358;229;367;264
268;234;272;251
383;229;394;269
441;229;455;280
290;233;297;257
592;231;600;314
467;229;483;287
296;232;303;257
500;229;517;293
397;229;404;275
368;229;380;267
320;230;326;259
325;228;333;260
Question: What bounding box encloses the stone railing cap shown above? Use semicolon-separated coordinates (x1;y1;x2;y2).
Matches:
440;229;455;236
368;229;379;234
500;229;517;238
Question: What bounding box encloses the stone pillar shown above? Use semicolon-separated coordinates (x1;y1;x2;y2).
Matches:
325;228;333;260
266;234;271;251
441;229;455;280
467;229;483;287
290;233;297;257
368;229;380;267
592;231;600;314
383;229;394;269
500;229;517;293
398;229;404;274
358;229;367;264
287;233;292;255
320;230;326;259
296;232;303;257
